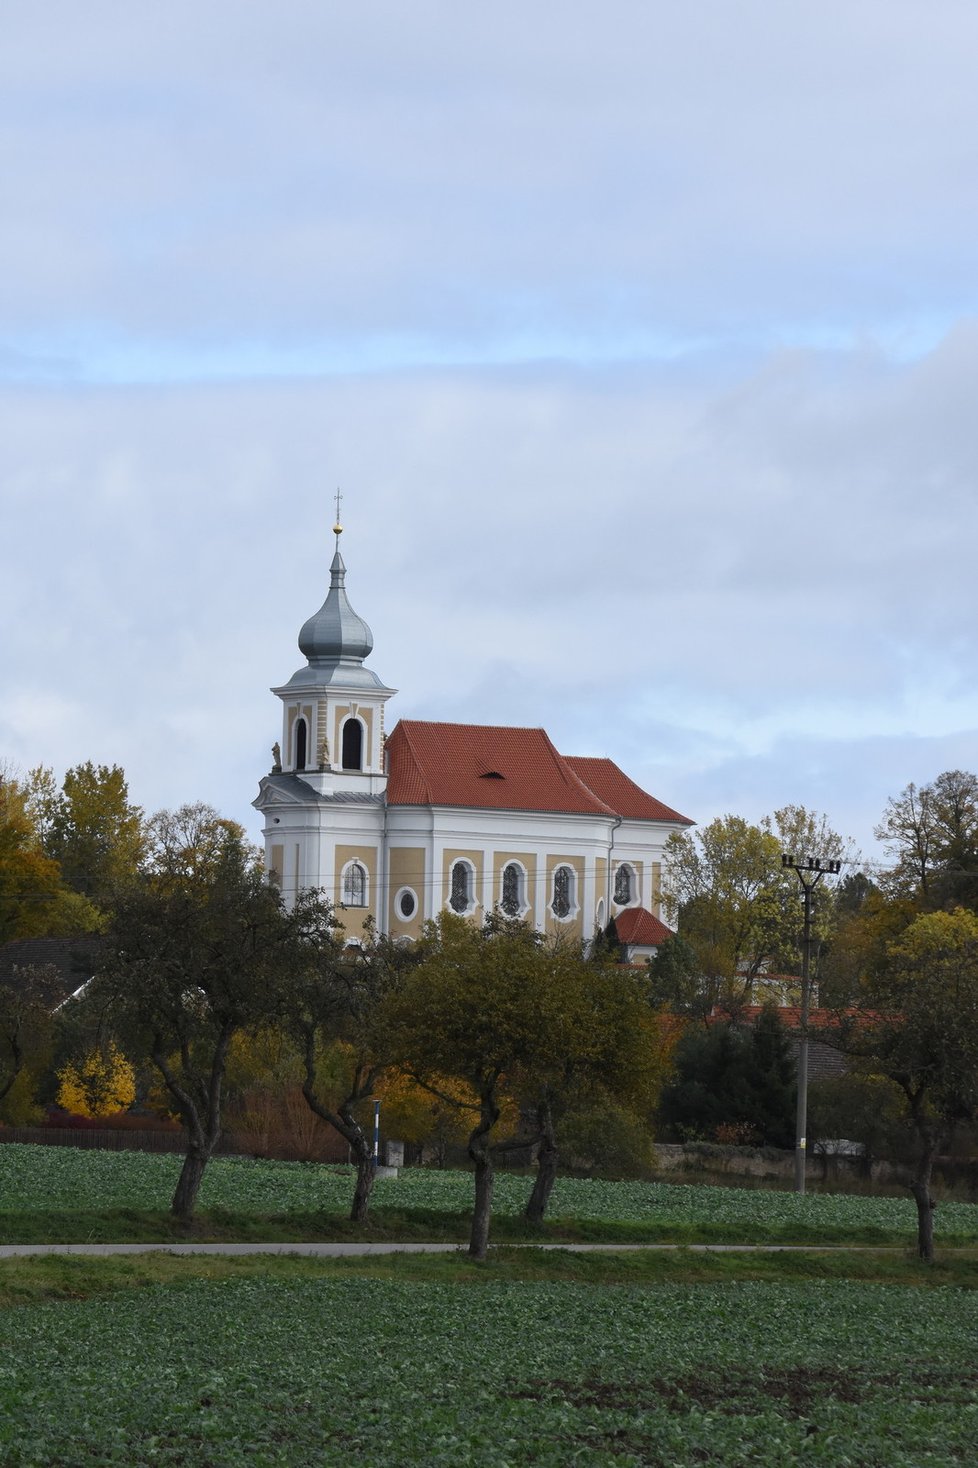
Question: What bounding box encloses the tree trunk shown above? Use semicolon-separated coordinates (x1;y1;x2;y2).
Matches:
525;1101;558;1225
348;1127;376;1224
156;1024;232;1225
468;1083;500;1260
470;1148;494;1260
301;1050;378;1224
171;1145;210;1223
910;1128;938;1262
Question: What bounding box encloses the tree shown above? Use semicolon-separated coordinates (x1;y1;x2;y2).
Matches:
875;771;978;909
826;907;978;1260
647;933;708;1019
144;801;249;882
28;762;145;911
386;913;576;1258
808;1073;905;1175
375;1069;487;1167
0;965;55;1111
95;808;329;1221
817;882;914;1008
657;1005;796;1148
520;949;668;1224
56;1042;136;1118
0;773;101;941
663;808;855;1010
284;919;418;1223
663;815;784;1008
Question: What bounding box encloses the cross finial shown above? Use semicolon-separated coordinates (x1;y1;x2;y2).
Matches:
333;488;343;540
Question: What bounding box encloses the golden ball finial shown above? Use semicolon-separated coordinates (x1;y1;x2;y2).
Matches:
333;520;343;536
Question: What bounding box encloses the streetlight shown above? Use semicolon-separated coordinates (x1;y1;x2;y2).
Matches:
781;854;841;1194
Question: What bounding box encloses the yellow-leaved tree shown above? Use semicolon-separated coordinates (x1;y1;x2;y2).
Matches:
56;1043;136;1119
377;1069;520;1168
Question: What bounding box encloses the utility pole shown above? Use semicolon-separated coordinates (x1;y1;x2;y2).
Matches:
781;854;841;1194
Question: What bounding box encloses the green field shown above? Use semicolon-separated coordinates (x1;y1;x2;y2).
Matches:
0;1270;975;1465
2;1146;978;1464
2;1143;978;1246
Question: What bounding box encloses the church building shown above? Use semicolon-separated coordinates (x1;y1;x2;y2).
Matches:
253;520;692;951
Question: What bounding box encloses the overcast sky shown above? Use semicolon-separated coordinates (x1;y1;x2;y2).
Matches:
3;2;977;869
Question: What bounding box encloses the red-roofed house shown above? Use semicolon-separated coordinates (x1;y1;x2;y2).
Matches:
254;531;692;945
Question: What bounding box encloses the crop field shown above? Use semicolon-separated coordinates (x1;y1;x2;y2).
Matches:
3;1143;978;1244
2;1147;977;1464
0;1274;975;1465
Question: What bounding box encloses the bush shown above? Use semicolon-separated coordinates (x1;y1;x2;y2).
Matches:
559;1099;655;1179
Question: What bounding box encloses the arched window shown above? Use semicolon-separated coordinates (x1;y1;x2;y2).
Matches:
501;862;525;917
342;861;367;907
341;718;364;771
551;865;575;920
614;863;635;906
295;717;308;771
449;860;474;914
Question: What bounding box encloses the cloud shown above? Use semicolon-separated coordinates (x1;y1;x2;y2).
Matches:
1;5;976;865
1;328;976;859
3;4;978;363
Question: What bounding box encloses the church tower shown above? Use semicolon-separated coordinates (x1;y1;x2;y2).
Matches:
253;509;395;931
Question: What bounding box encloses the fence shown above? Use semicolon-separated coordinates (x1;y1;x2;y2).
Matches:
0;1123;351;1164
0;1126;240;1155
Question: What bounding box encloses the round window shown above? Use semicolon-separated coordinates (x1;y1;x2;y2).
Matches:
397;888;417;921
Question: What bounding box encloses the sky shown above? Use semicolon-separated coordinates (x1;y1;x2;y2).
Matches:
3;2;978;870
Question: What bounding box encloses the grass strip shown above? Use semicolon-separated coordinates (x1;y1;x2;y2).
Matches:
2;1202;975;1248
1;1244;977;1308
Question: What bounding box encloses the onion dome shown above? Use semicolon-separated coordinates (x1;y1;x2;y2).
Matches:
281;521;392;694
298;547;373;665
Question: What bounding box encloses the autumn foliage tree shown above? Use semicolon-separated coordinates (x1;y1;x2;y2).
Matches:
27;762;146;911
663;806;855;1011
95;806;332;1221
0;772;101;942
56;1042;136;1119
283;918;419;1223
385;912;563;1257
826;907;978;1260
385;912;667;1256
520;948;668;1223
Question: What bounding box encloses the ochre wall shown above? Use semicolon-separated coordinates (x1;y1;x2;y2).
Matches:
388;845;426;939
335;842;379;940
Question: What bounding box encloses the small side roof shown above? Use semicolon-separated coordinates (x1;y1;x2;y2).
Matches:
611;907;675;947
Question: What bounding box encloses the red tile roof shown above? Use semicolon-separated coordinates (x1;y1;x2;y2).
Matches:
612;907;674;947
565;756;692;825
736;1006;874;1029
386;721;616;815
